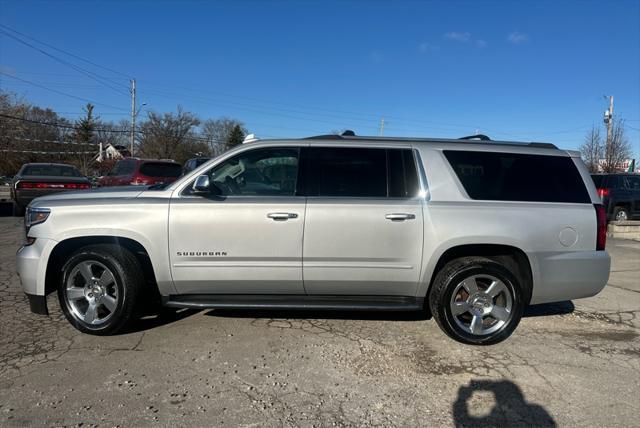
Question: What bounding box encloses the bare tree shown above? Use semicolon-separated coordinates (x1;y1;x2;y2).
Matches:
201;117;247;156
601;119;632;173
579;126;603;173
138;107;208;164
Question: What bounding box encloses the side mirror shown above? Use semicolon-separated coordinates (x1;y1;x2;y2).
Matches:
192;175;222;196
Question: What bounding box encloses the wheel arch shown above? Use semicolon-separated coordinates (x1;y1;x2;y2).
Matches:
423;243;534;305
45;236;160;298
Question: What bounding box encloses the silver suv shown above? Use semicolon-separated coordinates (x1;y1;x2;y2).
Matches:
17;133;610;344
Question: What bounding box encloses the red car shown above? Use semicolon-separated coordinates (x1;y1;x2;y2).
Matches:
98;158;182;187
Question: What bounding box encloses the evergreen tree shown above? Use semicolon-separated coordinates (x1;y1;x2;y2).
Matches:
71;104;97;175
226;124;245;150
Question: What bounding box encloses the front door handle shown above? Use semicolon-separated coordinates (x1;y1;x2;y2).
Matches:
385;213;416;221
267;212;298;221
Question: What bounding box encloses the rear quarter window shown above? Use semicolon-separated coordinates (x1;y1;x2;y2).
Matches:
444;150;590;203
140;162;182;178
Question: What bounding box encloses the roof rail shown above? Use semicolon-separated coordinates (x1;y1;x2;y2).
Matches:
303;131;558;149
459;134;491;141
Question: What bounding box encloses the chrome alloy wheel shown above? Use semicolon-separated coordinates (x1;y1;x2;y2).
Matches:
615;210;628;221
449;274;513;336
65;260;119;325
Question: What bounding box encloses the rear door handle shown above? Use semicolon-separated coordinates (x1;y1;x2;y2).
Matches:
385;213;416;221
267;212;298;221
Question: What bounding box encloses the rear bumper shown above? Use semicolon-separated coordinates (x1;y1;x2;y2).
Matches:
530;250;611;304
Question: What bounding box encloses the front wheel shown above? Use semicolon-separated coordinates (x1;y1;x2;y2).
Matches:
58;244;143;335
429;257;525;345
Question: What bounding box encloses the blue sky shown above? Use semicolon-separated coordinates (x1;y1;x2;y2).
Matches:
1;0;639;156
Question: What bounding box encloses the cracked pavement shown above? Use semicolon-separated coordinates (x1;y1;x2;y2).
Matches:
0;217;639;427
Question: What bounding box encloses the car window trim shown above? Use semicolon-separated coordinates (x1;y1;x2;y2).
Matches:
179;146;303;198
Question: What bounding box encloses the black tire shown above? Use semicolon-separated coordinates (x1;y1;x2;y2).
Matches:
429;257;524;345
612;206;629;222
12;201;24;217
57;244;143;335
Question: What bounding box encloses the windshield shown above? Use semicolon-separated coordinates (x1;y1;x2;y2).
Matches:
21;165;82;177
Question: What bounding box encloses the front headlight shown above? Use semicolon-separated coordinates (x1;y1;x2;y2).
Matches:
25;207;51;229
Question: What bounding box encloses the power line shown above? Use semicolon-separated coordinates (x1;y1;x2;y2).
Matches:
0;73;128;111
0;24;131;79
9;136;99;146
0;29;130;96
0;149;95;154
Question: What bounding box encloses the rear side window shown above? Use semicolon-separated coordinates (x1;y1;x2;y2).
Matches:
113;160;135;176
444;150;590;203
624;176;640;191
591;175;605;188
304;147;420;198
140;162;182;178
388;149;420;198
306;147;387;197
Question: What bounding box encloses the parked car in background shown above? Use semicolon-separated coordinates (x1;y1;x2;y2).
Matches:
98;158;182;187
182;157;211;175
591;173;640;221
10;163;90;216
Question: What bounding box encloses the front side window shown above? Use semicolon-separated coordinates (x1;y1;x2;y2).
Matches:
195;147;300;196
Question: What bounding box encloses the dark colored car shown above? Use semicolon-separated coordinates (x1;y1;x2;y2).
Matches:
11;163;90;216
591;173;640;221
98;158;182;187
182;157;211;175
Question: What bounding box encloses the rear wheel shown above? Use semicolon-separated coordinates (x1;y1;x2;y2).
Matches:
429;257;524;345
58;244;143;335
613;206;629;222
12;201;24;217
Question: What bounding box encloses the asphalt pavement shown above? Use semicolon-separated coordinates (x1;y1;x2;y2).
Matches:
0;217;638;427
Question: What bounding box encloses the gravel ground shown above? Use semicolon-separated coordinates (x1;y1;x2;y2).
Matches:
0;216;638;427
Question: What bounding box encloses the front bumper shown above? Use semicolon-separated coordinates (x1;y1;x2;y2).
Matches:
530;250;611;304
16;237;57;315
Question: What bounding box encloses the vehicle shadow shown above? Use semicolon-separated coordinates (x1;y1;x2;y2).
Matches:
123;308;201;333
523;300;575;318
205;308;429;322
452;379;556;427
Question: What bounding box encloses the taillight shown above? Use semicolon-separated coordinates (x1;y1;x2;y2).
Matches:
597;188;610;199
595;204;607;251
17;182;90;190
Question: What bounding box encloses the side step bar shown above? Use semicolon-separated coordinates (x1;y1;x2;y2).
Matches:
163;294;424;312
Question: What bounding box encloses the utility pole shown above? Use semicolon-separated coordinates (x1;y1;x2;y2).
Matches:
130;78;136;156
379;117;385;136
604;95;614;147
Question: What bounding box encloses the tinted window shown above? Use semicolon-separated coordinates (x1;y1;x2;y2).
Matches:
388;149;420;198
113;160;136;176
140;162;182;178
306;147;387;197
591;175;605;188
444;151;590;203
202;147;299;196
22;165;82;177
624;176;640;191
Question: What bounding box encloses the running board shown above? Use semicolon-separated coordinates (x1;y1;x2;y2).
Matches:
163;295;424;312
